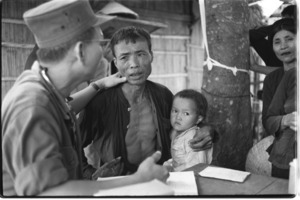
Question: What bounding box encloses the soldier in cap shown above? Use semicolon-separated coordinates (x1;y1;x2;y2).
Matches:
2;0;169;196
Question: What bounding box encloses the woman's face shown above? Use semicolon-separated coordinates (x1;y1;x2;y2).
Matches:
272;30;296;64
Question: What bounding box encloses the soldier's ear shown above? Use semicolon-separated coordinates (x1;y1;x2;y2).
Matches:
113;58;118;70
74;41;85;64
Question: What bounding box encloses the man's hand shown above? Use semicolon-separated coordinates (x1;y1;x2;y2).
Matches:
96;72;127;89
163;158;174;172
189;125;215;151
91;157;123;180
136;151;169;183
282;112;297;131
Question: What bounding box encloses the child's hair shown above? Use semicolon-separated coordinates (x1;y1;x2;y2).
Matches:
173;89;208;120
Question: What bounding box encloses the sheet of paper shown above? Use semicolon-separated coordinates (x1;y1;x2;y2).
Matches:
97;176;124;181
94;179;174;196
167;171;198;195
199;166;250;183
95;171;198;196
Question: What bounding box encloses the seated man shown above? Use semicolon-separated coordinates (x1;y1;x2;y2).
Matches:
80;26;216;179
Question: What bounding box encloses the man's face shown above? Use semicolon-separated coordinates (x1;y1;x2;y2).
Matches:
84;27;105;79
113;39;153;86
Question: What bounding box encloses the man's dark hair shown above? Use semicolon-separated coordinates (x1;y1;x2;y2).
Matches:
173;89;208;120
110;26;152;57
37;27;96;63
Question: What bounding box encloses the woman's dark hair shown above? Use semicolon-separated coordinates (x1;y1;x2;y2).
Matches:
110;26;152;57
269;18;296;44
281;5;296;19
173;89;208;120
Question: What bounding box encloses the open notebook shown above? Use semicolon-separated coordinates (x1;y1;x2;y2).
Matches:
94;171;198;196
94;179;174;196
167;171;198;195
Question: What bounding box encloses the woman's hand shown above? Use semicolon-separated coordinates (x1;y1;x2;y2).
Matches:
135;151;169;183
91;157;123;180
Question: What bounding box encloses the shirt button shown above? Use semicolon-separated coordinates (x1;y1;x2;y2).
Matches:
128;107;131;111
127;125;130;129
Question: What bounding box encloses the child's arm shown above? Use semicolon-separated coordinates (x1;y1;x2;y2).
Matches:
184;130;212;169
170;129;177;140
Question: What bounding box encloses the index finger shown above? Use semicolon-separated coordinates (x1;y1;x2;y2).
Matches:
150;151;162;163
106;157;122;167
189;135;204;144
114;72;127;81
112;72;121;78
189;136;211;150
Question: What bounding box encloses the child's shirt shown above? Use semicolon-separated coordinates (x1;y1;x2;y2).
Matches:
171;126;213;171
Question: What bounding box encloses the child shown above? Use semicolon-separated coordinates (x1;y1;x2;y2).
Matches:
164;89;213;171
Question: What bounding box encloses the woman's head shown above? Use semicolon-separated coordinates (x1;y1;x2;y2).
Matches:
270;18;296;64
171;89;208;133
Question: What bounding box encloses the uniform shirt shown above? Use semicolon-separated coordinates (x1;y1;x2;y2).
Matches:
2;69;82;196
171;126;213;171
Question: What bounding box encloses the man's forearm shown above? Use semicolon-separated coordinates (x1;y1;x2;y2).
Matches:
69;82;104;114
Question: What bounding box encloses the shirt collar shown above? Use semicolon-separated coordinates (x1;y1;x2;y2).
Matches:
39;66;72;120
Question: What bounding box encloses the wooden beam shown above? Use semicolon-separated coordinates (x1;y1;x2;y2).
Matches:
135;8;192;22
151;35;190;40
2;77;17;81
149;73;188;78
2;42;35;49
2;18;25;25
153;51;187;55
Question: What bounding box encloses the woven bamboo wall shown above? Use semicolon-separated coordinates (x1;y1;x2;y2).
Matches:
2;0;198;99
2;0;48;100
128;0;193;94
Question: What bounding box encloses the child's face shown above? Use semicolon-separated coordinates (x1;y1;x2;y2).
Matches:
170;97;202;133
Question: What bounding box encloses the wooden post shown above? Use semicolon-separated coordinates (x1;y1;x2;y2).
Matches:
201;0;252;170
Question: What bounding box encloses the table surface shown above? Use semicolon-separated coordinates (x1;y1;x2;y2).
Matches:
185;163;291;196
